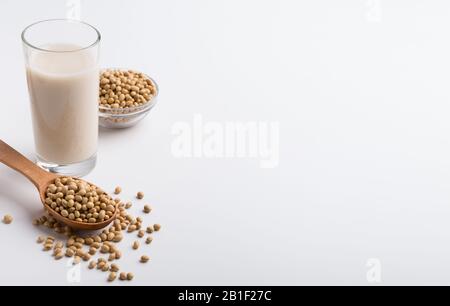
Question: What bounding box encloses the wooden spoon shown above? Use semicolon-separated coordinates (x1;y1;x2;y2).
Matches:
0;139;116;230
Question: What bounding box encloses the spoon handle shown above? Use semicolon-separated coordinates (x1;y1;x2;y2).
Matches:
0;139;55;190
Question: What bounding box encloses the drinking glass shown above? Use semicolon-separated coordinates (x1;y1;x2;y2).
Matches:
22;19;100;177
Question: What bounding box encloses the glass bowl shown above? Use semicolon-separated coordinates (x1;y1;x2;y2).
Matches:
98;70;159;129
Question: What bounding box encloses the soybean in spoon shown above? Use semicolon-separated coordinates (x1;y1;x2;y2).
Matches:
0;139;116;230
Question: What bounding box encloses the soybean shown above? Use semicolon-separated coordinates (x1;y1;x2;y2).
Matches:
108;272;117;282
143;205;151;214
136;192;144;199
2;214;13;224
132;241;140;250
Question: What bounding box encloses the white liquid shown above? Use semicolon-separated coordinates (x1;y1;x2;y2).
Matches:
26;44;99;164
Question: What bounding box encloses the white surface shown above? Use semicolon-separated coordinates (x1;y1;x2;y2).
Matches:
1;0;450;285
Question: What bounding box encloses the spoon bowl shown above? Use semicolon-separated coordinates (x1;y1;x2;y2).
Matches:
0;140;116;230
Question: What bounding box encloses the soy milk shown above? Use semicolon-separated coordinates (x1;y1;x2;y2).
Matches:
26;44;99;164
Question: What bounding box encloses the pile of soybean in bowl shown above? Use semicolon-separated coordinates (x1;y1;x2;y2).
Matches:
98;69;158;128
34;179;161;283
99;69;157;109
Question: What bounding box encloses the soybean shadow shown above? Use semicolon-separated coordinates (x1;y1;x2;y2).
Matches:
99;126;139;141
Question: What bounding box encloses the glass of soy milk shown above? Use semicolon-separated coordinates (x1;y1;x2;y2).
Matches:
22;19;100;177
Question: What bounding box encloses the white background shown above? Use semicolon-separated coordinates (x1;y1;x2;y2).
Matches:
0;0;449;286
